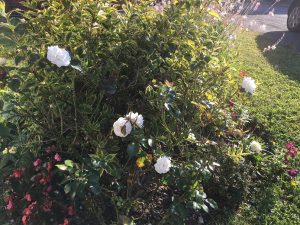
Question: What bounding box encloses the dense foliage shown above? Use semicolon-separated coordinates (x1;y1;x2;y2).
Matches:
0;1;291;225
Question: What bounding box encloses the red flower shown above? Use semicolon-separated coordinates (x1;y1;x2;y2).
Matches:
59;218;69;225
24;193;32;202
42;199;52;212
68;206;74;216
6;196;14;210
231;112;238;120
47;162;53;172
239;70;247;78
288;169;299;177
22;201;37;225
39;173;51;185
229;99;235;108
12;169;23;179
54;153;62;162
33;158;42;167
22;215;28;225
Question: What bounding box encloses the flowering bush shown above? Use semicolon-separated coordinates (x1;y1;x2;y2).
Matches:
0;0;263;224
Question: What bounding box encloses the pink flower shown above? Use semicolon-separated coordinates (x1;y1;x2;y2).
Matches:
288;169;299;177
288;148;297;158
59;218;69;225
46;185;53;193
6;197;14;210
33;158;42;167
286;142;294;150
68;206;74;216
24;193;32;202
54;153;62;162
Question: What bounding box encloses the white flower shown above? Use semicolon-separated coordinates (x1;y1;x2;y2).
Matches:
0;57;7;66
136;115;144;128
126;112;144;128
188;132;196;141
242;77;256;94
47;45;71;67
127;112;139;123
113;117;132;137
154;156;171;174
3;146;16;154
250;141;262;152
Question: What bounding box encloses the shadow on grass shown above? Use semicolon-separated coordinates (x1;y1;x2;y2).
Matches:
255;31;300;82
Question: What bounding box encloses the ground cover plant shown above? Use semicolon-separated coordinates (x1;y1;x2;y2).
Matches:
220;31;300;225
0;0;298;224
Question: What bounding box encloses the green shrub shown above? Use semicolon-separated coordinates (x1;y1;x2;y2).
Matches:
0;0;262;224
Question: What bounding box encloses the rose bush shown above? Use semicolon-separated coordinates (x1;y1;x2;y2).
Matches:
0;0;266;224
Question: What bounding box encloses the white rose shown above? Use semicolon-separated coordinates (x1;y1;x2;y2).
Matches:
47;45;71;67
250;141;262;152
154;156;171;174
126;112;139;123
113;117;132;137
242;77;256;94
126;112;144;128
136;114;144;128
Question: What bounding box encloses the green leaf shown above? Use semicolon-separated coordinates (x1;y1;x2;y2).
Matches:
0;36;16;49
0;124;10;137
15;55;25;65
201;204;209;213
206;199;218;209
0;23;14;37
8;78;20;91
208;10;221;20
56;164;68;170
127;142;138;158
64;159;74;168
64;183;71;194
192;201;201;210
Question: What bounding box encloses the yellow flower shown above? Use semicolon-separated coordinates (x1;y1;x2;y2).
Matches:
136;157;145;168
291;181;298;187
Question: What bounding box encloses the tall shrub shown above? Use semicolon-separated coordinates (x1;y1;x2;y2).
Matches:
0;0;252;224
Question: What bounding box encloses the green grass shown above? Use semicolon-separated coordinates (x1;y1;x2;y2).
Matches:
236;31;300;145
226;31;300;225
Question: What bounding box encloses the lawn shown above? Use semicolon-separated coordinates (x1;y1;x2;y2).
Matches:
236;31;300;146
225;31;300;225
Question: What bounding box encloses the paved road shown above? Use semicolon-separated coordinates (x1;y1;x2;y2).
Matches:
247;0;300;52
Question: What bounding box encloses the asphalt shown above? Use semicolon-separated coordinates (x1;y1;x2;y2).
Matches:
247;0;300;52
